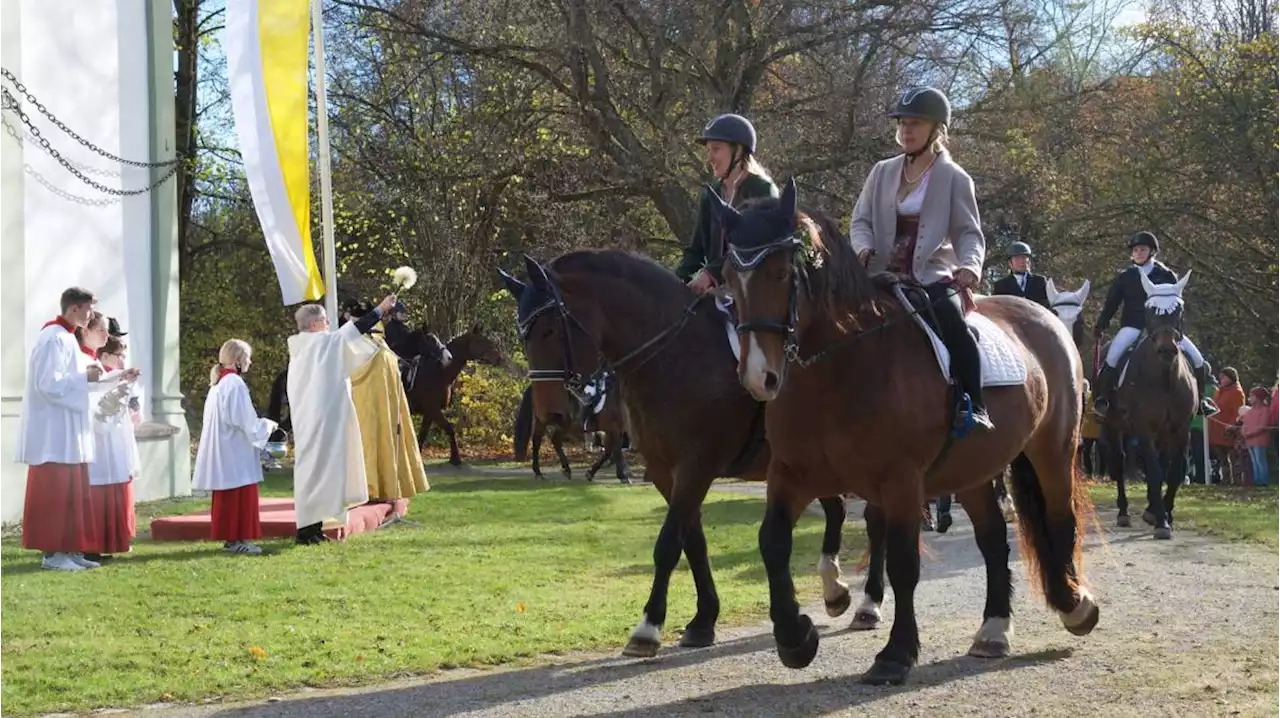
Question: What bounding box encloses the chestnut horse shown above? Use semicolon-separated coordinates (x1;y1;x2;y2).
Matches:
500;255;881;659
1098;272;1198;538
717;178;1096;685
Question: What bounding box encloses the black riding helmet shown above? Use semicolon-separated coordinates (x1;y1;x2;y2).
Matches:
1007;241;1033;259
1127;231;1160;253
698;113;757;179
888;86;951;162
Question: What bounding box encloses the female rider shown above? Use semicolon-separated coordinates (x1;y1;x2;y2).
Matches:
849;85;992;434
675;114;779;294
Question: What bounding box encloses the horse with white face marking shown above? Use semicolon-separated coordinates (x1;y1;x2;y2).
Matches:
1047;279;1092;350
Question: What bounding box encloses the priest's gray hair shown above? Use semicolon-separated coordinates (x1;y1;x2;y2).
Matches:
295;303;326;331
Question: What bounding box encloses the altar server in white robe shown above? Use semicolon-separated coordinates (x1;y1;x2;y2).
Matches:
87;334;143;561
287;295;395;544
193;339;278;554
17;289;136;571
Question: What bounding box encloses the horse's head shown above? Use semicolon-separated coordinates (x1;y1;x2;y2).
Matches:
450;324;505;367
718;177;868;401
1047;278;1091;347
1140;269;1191;362
500;256;602;426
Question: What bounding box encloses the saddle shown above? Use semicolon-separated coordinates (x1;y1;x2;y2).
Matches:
399;356;421;393
890;279;1027;389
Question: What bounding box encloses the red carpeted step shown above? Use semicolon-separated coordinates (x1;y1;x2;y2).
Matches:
149;498;410;542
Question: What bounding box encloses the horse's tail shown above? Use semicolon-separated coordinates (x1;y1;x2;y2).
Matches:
265;368;289;442
513;385;534;461
1008;451;1095;606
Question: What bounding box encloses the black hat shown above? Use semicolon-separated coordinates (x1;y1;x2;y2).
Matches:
697;114;758;154
107;317;127;337
888;86;952;127
1127;231;1160;252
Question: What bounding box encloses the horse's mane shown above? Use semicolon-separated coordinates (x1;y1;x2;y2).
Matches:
738;197;885;331
548;249;693;310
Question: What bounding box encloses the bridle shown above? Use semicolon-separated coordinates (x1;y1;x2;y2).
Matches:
724;233;809;363
517;267;705;408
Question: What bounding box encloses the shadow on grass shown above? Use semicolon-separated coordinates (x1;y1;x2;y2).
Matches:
204;633;1072;718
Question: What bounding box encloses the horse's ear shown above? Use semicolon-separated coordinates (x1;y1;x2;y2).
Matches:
779;176;798;222
498;268;525;299
1079;279;1091;301
1046;278;1059;304
523;254;551;292
1175;269;1192;296
471;321;483;335
1138;267;1158;297
707;184;741;233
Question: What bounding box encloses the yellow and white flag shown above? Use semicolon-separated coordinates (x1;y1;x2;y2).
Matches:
226;0;325;305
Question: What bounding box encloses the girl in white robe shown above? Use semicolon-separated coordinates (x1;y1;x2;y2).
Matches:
193;339;277;554
87;335;142;560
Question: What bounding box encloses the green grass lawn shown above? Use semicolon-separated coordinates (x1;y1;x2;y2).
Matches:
0;468;844;716
1085;481;1278;547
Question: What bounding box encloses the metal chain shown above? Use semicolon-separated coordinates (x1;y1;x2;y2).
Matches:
2;67;181;168
2;87;179;196
2;113;123;177
2;119;122;206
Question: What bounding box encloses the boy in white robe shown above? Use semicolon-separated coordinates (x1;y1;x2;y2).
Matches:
287;295;394;544
193;339;278;554
17;289;136;571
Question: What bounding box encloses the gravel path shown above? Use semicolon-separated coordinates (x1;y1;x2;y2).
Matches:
130;491;1278;718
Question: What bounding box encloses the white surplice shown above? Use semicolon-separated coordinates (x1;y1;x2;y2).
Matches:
15;324;94;466
193;373;278;492
287;322;379;528
89;379;143;486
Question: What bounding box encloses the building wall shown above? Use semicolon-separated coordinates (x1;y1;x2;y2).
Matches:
1;0;190;523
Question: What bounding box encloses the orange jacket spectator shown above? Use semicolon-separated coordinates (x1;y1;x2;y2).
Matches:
1209;376;1245;447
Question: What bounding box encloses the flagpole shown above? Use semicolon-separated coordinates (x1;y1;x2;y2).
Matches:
311;0;338;321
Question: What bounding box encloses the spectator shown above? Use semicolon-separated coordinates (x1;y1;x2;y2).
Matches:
1208;367;1245;484
1241;387;1273;486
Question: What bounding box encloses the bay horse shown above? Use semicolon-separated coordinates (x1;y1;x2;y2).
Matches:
1098;271;1198;538
500;254;883;659
401;326;505;465
513;378;634;482
717;178;1096;685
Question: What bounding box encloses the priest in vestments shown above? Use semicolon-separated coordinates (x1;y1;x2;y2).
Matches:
17;288;136;571
349;324;430;501
287;295;394;544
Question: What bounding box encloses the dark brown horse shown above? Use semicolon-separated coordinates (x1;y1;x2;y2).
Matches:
1098;272;1198;538
717;179;1097;685
513;376;634;482
500;255;879;659
401;326;505;465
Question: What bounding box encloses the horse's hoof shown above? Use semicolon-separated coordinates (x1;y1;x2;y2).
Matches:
859;658;912;685
1062;593;1100;637
849;610;882;631
968;638;1011;658
824;590;852;618
621;636;661;658
969;617;1011;658
1154;526;1173;540
937;512;954;534
619;477;633;485
678;626;715;648
534;473;547;482
1116;514;1131;528
585;472;596;482
775;615;819;669
1142;510;1157;526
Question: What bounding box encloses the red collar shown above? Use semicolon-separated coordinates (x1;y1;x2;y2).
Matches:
79;345;98;359
217;368;239;382
43;317;76;333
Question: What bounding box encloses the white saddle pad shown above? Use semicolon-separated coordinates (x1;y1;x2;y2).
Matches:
715;294;742;363
892;284;1027;388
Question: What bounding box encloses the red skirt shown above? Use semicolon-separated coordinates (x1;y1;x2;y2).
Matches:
90;480;135;554
22;463;100;553
210;483;262;541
